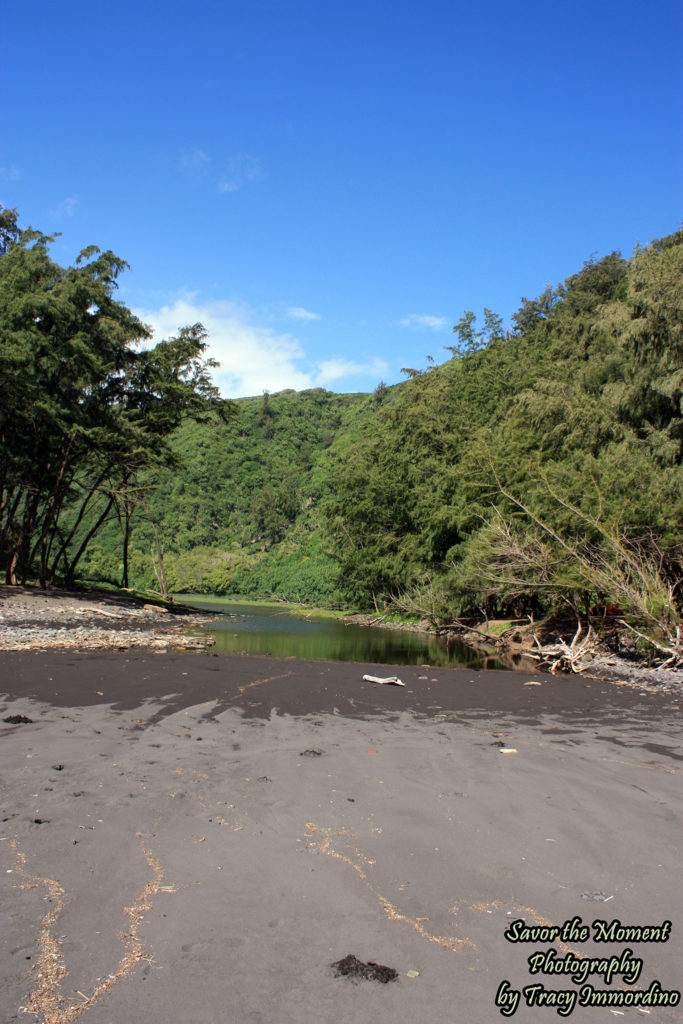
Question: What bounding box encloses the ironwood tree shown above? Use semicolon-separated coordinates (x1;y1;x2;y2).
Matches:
0;215;236;587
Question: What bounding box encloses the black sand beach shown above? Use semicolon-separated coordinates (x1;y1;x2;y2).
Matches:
1;651;681;1023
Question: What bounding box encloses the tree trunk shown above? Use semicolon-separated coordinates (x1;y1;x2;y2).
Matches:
48;469;111;582
6;549;18;585
17;492;41;585
64;496;115;587
122;497;133;589
150;540;169;600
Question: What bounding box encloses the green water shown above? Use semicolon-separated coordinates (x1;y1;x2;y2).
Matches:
177;597;506;669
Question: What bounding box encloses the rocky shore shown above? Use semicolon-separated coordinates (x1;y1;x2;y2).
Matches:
0;585;215;652
344;609;683;694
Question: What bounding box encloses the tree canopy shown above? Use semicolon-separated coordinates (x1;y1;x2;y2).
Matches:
4;210;679;660
326;231;682;652
0;212;235;586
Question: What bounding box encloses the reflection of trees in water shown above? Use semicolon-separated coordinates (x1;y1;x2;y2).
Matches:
198;609;501;668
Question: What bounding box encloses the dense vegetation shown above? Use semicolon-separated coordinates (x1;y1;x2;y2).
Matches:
80;387;372;603
0;209;234;588
326;231;683;660
2;207;681;659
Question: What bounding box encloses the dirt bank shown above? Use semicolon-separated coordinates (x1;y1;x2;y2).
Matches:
0;585;215;652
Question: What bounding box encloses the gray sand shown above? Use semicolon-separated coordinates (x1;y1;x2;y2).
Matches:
1;652;681;1023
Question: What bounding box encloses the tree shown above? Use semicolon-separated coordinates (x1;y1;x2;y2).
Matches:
0;221;236;586
326;229;682;637
600;234;683;465
447;308;506;356
0;206;20;256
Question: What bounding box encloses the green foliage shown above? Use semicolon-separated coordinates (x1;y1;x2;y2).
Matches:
7;209;679;649
326;231;683;646
94;387;374;603
0;206;20;256
0;216;235;587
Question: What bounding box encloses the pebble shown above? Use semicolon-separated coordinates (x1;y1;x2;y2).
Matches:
0;589;214;652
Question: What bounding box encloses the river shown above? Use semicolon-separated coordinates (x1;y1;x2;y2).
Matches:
177;597;507;669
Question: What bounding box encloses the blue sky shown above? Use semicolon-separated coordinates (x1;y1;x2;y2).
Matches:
3;0;681;397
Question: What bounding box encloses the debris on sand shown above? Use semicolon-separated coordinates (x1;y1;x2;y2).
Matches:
0;584;215;652
331;954;398;983
363;674;405;686
3;714;33;724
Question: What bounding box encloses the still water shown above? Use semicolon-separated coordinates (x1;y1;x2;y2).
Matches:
177;597;507;669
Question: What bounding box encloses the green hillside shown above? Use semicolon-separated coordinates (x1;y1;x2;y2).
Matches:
326;231;683;652
2;210;681;660
80;229;682;660
79;386;381;604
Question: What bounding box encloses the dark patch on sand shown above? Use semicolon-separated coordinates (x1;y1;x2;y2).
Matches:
331;954;398;983
0;650;672;728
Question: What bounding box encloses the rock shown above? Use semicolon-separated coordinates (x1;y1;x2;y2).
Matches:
331;954;398;984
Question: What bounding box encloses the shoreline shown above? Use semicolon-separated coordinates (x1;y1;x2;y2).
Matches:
1;648;680;1023
1;584;682;695
0;584;216;653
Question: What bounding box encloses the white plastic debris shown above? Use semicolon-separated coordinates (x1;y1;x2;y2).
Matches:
362;675;405;686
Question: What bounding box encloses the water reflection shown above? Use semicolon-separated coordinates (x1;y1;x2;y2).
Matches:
178;598;507;669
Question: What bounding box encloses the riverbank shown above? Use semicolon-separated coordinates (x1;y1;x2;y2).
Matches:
319;606;683;694
2;586;682;693
1;650;680;1023
440;616;683;694
0;585;216;652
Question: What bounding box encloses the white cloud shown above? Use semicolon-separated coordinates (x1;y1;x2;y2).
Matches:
400;313;450;331
178;149;262;194
316;357;388;385
133;297;383;397
134;298;308;396
51;195;79;218
287;306;320;322
218;153;262;194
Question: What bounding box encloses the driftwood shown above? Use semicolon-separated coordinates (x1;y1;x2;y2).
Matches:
436;622;518;647
618;620;683;670
528;620;598;674
362;674;405;687
87;607;128;619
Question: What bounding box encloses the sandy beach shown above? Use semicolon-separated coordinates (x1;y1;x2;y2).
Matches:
0;644;681;1023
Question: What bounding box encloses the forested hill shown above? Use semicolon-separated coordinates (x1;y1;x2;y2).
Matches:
327;233;682;641
5;212;679;659
84;227;682;663
81;387;380;603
